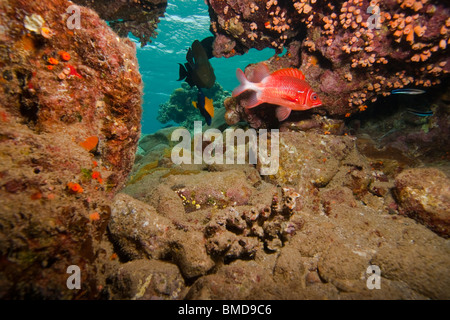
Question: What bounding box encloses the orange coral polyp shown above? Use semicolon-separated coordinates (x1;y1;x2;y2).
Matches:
59;51;71;61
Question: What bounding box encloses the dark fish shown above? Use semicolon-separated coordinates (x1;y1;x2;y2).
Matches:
192;89;214;125
200;36;215;60
178;39;216;89
391;88;426;95
406;108;433;117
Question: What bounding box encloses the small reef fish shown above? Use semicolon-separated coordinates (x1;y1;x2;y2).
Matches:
391;88;426;95
178;38;216;89
192;89;214;125
232;63;322;121
199;36;214;60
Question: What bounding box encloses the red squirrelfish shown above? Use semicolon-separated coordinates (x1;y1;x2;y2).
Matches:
232;63;322;121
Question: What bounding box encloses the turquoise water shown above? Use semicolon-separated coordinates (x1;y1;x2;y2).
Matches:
132;0;275;134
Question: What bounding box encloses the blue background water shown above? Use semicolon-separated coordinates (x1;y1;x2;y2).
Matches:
131;0;275;134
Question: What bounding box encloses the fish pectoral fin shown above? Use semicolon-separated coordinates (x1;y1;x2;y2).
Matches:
281;93;299;102
276;106;292;121
204;97;214;118
192;101;197;109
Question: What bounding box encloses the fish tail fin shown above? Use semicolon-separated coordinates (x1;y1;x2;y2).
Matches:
242;91;263;109
204;97;214;118
178;63;187;81
232;68;258;97
192;101;197;108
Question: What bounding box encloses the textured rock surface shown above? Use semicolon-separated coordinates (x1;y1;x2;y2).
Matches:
267;131;360;189
0;0;142;298
109;193;215;278
105;127;450;299
394;167;450;238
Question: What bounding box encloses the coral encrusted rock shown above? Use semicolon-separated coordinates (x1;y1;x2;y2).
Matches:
0;0;142;298
73;0;168;47
394;167;450;238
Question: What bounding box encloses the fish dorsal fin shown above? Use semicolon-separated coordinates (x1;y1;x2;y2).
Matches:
204;97;214;117
271;68;305;80
276;106;292;121
192;40;209;64
249;63;271;83
192;101;197;109
186;47;194;67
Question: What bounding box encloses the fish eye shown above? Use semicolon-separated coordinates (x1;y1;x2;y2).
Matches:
312;94;317;100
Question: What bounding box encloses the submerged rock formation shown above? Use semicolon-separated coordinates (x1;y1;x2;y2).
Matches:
394;168;450;238
0;0;143;298
106;127;450;299
73;0;168;47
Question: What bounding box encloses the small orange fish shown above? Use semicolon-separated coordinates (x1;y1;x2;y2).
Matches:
232;63;322;121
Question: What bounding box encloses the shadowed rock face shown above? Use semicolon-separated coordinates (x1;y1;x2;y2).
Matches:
0;0;142;298
72;0;168;47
